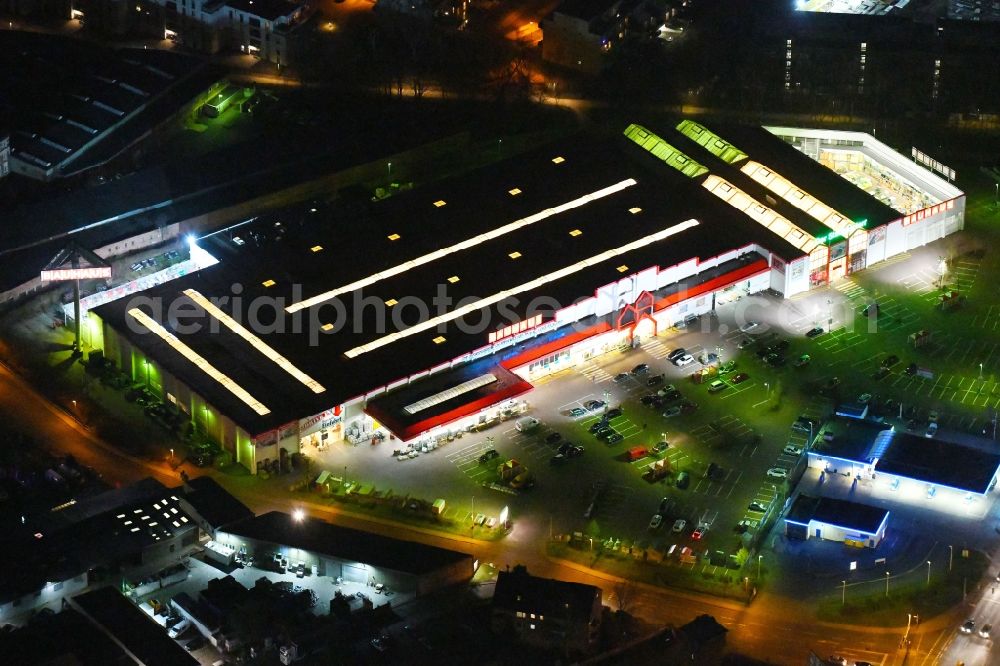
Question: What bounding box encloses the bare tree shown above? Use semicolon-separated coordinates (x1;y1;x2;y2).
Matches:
612;579;638;615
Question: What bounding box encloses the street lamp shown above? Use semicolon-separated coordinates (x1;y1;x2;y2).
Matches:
949;545;953;572
926;560;932;586
885;571;891;597
841;580;846;606
764;382;770;399
980;362;984;380
169;448;174;462
292;508;305;522
757;554;762;579
387;162;392;179
143;359;150;387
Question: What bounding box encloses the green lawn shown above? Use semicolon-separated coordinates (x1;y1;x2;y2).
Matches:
816;549;989;626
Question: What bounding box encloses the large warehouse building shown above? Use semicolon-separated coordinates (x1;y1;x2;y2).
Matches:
85;119;964;473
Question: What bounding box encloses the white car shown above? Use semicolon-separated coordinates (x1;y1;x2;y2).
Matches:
675;354;695;367
672;519;687;533
662;406;682;418
766;467;789;479
783;445;803;456
740;321;760;333
925;422;938;438
649;514;663;530
857;392;873;404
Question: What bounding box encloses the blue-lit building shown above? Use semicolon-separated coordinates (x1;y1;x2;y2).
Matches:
807;417;1000;503
785;494;889;548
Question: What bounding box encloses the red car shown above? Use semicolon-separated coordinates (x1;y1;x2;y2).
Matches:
732;373;750;384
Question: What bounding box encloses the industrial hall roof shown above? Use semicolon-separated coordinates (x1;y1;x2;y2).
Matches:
94;120;897;436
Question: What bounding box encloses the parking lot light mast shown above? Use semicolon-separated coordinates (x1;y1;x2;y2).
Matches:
980;362;984;380
841;580;846;605
949;545;953;572
885;571;891;597
757;554;762;579
926;560;932;586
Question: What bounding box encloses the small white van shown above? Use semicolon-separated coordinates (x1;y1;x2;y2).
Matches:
515;416;540;432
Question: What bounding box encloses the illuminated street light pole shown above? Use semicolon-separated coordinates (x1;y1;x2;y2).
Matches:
757;554;762;579
980;362;984;381
926;560;932;586
949;545;953;572
387;162;392;180
841;580;846;606
885;571;891;598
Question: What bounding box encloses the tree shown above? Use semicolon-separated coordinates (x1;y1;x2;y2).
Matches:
612;579;638;615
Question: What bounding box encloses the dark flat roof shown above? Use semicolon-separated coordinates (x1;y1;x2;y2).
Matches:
0;31;206;176
181;475;254;529
72;587;199;666
94;127;809;434
875;431;1000;494
808;417;891;463
787;494;888;534
0;607;133;665
222;511;472;576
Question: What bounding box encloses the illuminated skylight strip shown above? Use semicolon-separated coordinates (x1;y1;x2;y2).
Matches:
127;308;271;415
182;289;325;394
675;120;748;164
286;179;637;313
739;161;865;240
623;124;708;178
404;373;498;415
345;220;700;358
701;174;822;255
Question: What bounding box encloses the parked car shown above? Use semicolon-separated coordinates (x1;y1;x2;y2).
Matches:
708;380;727;393
925;422;939;438
748;501;767;513
905;362;918;376
882;354;899;368
794;354;811;368
649;514;663;530
606;407;623;419
732;372;750;384
168;620;191;639
607;432;624;444
653;440;669;453
740;321;760;333
675;471;690;489
656;384;677;396
585;399;606;411
662;406;681;418
671;519;687;533
569;407;587;417
659;497;673;514
857;393;873;404
614;372;630;383
766;467;789;479
659;389;682;401
805;327;824;338
640;394;658;405
646;374;665;387
631;363;649;376
667;348;687;362
872;367;890;380
589;420;609;434
550;454;568;465
479;449;500;464
545;432;563;445
679;400;698;414
784;445;803;456
674;354;695;367
979;623;992;638
737;337;754;349
960;619;976;634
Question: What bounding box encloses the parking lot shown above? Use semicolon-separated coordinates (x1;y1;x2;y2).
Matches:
296;239;1000;593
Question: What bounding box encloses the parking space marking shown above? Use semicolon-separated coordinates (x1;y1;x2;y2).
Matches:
642;338;673;360
578;362;612;383
719;380;757;399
